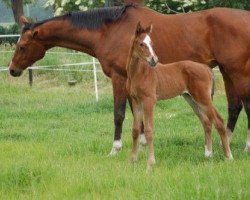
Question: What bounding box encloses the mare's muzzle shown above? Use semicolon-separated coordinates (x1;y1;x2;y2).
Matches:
9;62;23;77
9;68;22;77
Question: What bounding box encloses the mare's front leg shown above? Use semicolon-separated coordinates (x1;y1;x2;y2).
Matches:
220;67;243;142
243;95;250;152
109;74;128;156
142;97;156;169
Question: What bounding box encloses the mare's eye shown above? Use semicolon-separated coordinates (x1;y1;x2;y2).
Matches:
19;46;25;51
140;43;143;47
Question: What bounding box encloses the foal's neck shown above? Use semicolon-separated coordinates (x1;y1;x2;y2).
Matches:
126;45;149;80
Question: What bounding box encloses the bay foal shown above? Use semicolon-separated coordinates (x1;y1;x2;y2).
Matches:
126;23;233;168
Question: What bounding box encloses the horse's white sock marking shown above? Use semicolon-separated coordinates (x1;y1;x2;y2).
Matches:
244;130;250;152
139;133;147;145
109;140;122;156
205;145;212;157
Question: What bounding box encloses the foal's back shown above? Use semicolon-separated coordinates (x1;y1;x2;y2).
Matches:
155;60;213;100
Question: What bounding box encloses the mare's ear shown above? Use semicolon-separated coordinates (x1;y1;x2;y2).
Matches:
19;16;30;26
32;30;39;38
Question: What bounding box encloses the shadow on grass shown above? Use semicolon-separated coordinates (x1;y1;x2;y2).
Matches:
0;133;29;142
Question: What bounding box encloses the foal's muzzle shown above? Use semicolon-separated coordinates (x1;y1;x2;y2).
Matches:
148;56;159;67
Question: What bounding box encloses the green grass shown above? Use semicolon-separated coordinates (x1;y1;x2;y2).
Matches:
0;72;249;199
0;46;250;199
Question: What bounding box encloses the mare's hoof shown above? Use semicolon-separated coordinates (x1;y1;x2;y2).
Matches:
244;146;250;152
109;140;122;156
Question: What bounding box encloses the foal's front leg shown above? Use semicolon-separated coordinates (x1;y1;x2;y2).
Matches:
128;96;147;145
142;98;156;169
131;99;142;162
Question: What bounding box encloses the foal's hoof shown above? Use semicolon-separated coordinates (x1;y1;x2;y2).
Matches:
109;140;122;156
130;156;138;163
205;146;213;158
226;153;234;161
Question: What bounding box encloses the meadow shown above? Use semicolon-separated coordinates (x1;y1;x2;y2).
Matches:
0;46;250;199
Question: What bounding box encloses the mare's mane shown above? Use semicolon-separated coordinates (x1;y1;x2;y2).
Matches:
22;4;137;33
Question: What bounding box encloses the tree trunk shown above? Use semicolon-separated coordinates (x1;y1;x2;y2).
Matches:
11;0;24;26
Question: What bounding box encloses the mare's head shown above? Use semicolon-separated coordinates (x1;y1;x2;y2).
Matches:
9;16;46;77
133;22;158;67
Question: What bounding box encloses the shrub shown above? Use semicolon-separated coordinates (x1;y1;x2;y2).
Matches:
0;24;20;44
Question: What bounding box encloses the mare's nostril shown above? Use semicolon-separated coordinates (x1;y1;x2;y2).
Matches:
10;69;15;75
9;69;21;77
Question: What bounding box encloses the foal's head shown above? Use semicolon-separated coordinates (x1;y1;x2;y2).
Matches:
133;22;158;67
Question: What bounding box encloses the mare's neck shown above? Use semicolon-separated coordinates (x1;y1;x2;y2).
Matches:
37;20;101;57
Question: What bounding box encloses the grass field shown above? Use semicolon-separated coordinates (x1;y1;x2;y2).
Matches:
0;47;250;199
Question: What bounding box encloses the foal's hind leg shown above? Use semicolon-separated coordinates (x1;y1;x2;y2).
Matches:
183;94;213;157
209;106;233;159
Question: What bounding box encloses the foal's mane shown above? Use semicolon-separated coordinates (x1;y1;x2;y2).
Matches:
22;4;137;33
126;33;139;76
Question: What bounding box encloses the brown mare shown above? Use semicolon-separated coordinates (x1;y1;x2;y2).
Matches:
127;23;233;168
8;5;250;154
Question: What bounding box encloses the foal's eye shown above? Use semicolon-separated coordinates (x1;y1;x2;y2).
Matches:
140;43;144;47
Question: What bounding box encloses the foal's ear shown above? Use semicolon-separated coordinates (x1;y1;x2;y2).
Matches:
136;21;143;35
145;24;153;34
19;16;30;26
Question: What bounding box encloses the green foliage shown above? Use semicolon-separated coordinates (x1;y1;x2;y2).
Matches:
43;0;249;16
45;0;105;15
0;24;20;44
145;0;250;13
1;0;36;7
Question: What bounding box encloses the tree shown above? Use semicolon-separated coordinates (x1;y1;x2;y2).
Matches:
44;0;249;16
11;0;24;25
45;0;106;15
2;0;35;26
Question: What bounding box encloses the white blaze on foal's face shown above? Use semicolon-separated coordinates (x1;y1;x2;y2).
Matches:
143;35;154;58
142;34;158;67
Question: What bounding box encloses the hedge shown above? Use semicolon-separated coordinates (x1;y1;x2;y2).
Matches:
0;24;20;44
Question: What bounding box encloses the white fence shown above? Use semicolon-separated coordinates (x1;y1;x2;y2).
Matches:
0;34;102;101
0;34;222;102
